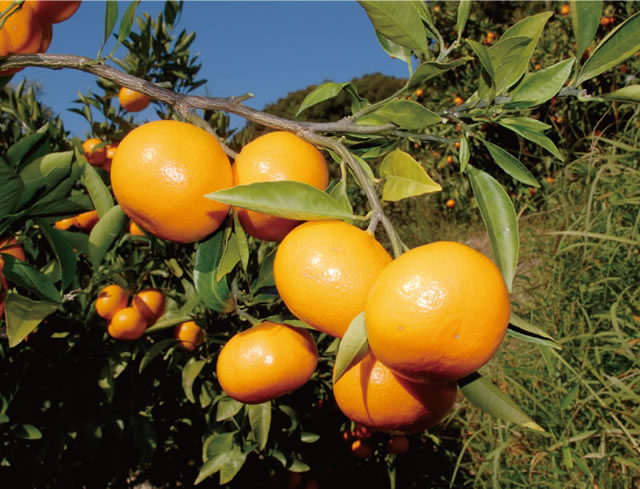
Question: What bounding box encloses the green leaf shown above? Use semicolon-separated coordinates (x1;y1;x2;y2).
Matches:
459;372;544;431
467;166;519;292
252;247;277;292
247;402;271;451
219;446;248;485
97;363;115;401
359;1;429;53
233;212;249;272
88;205;127;268
499;116;550;132
118;0;140;43
206;182;355;221
370;100;441;130
103;0;118;46
144;313;192;333
17;151;73;209
5;128;47;168
466;39;495;81
203;431;235;462
483;141;539;187
380;150;442;201
0;158;23;216
497;120;564;161
375;31;412;68
182;358;206;404
571;0;602;61
296;82;350;116
196;439;235;486
333;312;369;383
508;312;562;350
486;36;532;95
602;85;640;103
301;432;321;443
217;232;240;282
37;220;77;291
1;256;62;304
408;58;472;90
139;338;177;373
78;151;113;217
4;294;58;347
13;424;42;440
507;58;575;108
456;0;472;42
577;11;640;85
194;231;234;313
459;135;470;173
216;396;244;422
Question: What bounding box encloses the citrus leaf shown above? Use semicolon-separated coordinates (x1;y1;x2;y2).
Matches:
88;205;127;268
37;220;77;291
217;232;240;282
233;212;249;272
296;82;350;116
370;100;441;130
359;1;429;53
301;432;321;443
486;36;532;95
182;357;206;404
333;312;369;384
328;178;354;223
483;141;539;187
379;149;442;201
467;166;518;292
17;151;73;209
0;157;23;216
5;128;47;168
13;424;42;440
4;294;58;347
202;431;235;462
408;58;472;90
1;255;61;304
206;182;355;221
100;0;118;56
247;402;271;451
219;446;248;485
459;135;470;173
196;449;232;485
571;0;602;61
77;149;113;217
375;30;412;67
499;116;551;132
577;11;640;85
507;58;575;108
139;338;177;373
497;121;563;161
466;39;495;81
194;231;234;313
118;0;140;43
508;312;562;350
252;247;277;292
456;0;472;42
458;372;544;432
216;396;244;422
602;85;640;103
144;313;192;333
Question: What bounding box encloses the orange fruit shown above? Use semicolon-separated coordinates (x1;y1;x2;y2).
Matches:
232;131;329;241
107;306;147;340
415;88;424;98
216;321;318;404
453;96;464;106
445;198;456;208
54;217;75;230
0;237;25;290
560;4;570;15
0;0;42;76
273;220;392;338
132;288;165;324
387;435;409;454
38;20;52;52
74;210;99;231
351;439;373;459
82;138;106;166
546;176;554;184
111;120;232;243
95;284;128;320
101;143;118;172
28;0;81;24
333;353;457;434
118;87;151;113
365;241;510;383
175;320;205;351
128;220;146;236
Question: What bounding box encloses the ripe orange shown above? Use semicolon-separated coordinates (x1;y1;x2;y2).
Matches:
107;306;147;340
118;87;151;113
273;220;392;338
74;210;99;231
351;439;373;459
0;237;25;290
95;284;129;320
175;320;205;351
453;95;464;106
333;353;457;434
546;176;555;184
560;4;570;15
38;20;52;52
128;220;146;236
365;241;510;383
0;0;42;76
232;131;329;241
82;138;106;166
445;198;456;209
132;288;165;324
28;0;81;24
101;143;118;172
387;435;409;454
415;88;424;98
216;321;318;404
54;217;76;230
111;120;233;243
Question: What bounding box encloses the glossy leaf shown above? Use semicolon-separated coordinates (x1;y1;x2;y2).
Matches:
508;312;562;350
467;166;519;292
508;58;575;108
252;247;277;292
216;397;244;422
602;85;640;103
333;312;369;384
217;232;240;282
486;36;532;95
78;150;113;217
328;178;354;222
203;431;235;462
571;0;602;61
359;1;429;53
499;116;550;132
182;357;206;404
1;255;61;304
233;212;249;271
371;100;441;130
88;205;127;268
206;182;355;221
194;231;234;313
483;141;539;187
144;313;192;333
17;151;73;209
459;372;544;431
247;402;271;451
5;128;47;168
375;30;412;67
456;0;472;42
5;294;58;347
577;11;640;85
466;39;495;81
497;120;563;161
379;149;442;201
196;436;236;485
37;220;77;291
296;82;350;116
219;446;248;485
0;158;23;216
408;58;472;90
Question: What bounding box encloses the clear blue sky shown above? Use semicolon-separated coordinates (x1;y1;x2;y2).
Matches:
15;1;412;137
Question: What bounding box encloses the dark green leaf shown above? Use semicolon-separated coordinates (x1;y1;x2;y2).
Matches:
333;312;369;383
17;151;73;209
88;205;127;268
144;313;192;333
602;85;640;103
103;0;118;45
247;402;271;451
233;212;249;271
5;128;47;168
1;255;62;304
456;0;472;42
375;31;412;67
55;229;90;257
359;1;429;53
118;0;140;43
194;231;234;313
37;220;77;291
467;166;519;292
0;158;23;216
571;0;602;61
459;135;470;173
497;121;563;161
139;338;177;373
206;182;355;221
216;396;244;421
408;58;472;90
507;58;574;108
13;424;42;440
196;447;233;485
370;100;441;130
483;141;539;187
203;431;235;462
486;36;532;95
577;11;640;85
459;372;544;431
508;312;562;350
5;294;58;347
78;150;113;217
252;247;277;292
182;358;206;404
466;39;495;81
379;149;442;201
296;82;350;116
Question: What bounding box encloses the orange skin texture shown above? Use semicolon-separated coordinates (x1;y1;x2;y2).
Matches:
95;284;129;321
54;217;75;230
128;220;146;236
111;120;233;243
365;241;511;383
74;210;99;231
216;321;318;404
118;87;151;113
82;138;107;166
175;321;205;351
0;1;42;76
108;306;147;340
333;353;457;434
0;237;26;290
132;289;165;324
28;0;81;24
232;131;329;241
446;198;456;209
38;20;52;52
273;220;392;338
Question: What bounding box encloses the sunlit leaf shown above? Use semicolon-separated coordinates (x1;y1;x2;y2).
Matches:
507;58;574;108
508;312;562;350
602;85;640;103
359;1;429;53
497;120;564;161
88;205;127;268
456;0;472;42
379;149;442;201
247;402;271;451
297;82;350;116
333;312;369;383
219;446;248;485
13;424;42;440
483;141;539;187
375;31;412;68
4;294;58;347
17;151;73;209
370;100;441;130
101;0;118;55
571;0;602;61
466;39;495;81
203;431;235;462
77;150;113;217
182;357;206;404
118;0;140;43
5;128;47;168
217;232;240;282
216;396;244;421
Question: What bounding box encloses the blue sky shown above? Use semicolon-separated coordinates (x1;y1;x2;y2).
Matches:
16;1;413;137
